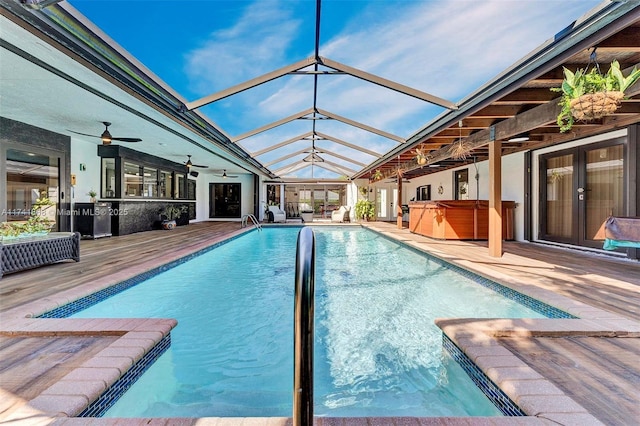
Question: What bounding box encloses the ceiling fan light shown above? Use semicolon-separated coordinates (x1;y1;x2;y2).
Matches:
222;171;227;178
100;129;112;145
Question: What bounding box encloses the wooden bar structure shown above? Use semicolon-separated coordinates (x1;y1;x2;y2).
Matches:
408;200;516;240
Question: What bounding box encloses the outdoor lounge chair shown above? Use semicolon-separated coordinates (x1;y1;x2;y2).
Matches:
603;216;640;250
331;206;351;223
268;205;287;223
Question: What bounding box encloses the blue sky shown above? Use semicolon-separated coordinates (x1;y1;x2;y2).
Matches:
68;0;601;178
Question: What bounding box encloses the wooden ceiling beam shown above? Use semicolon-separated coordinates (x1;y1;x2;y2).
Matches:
469;105;525;118
421;98;562;166
595;27;640;50
492;89;558;104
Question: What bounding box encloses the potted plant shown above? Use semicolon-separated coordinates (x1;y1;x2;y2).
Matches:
553;60;640;132
87;189;97;203
160;204;187;230
371;169;383;182
355;200;375;221
0;194;55;240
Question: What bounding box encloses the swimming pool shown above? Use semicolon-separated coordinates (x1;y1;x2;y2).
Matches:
69;226;558;417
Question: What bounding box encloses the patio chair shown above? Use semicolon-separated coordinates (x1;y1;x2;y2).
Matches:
603;216;640;250
331;206;351;223
268;205;287;223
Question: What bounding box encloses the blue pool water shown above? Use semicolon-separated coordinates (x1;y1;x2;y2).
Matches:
72;227;546;417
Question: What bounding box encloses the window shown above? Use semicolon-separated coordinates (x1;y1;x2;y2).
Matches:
159;170;173;198
187;179;196;200
99;145;194;200
416;185;431;201
102;158;116;198
142;166;157;197
123;162;142;197
175;173;186;198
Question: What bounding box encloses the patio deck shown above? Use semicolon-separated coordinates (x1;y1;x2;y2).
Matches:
1;221;639;425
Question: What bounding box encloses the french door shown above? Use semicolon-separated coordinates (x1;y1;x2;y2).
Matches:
209;183;241;218
376;187;398;221
539;138;625;248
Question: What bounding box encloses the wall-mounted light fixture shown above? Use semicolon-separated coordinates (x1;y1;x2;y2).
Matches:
507;133;530;143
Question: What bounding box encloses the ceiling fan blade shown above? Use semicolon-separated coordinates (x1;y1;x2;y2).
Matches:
68;130;100;138
112;137;142;142
69;124;142;143
192;164;209;168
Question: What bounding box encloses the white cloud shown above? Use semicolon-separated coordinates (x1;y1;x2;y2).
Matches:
184;0;302;94
181;0;600;178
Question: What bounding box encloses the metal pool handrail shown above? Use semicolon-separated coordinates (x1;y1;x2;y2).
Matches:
293;226;315;426
241;214;262;231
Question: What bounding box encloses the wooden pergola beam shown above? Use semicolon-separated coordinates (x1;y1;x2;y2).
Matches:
488;139;502;257
424;98;562;166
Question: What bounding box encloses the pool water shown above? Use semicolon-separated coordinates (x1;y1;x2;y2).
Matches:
72;227;544;417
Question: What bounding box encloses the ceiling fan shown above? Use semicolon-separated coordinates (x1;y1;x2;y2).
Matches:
183;155;209;170
213;169;238;178
68;121;142;145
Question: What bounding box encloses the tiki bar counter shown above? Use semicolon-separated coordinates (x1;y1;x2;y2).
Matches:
408;200;516;240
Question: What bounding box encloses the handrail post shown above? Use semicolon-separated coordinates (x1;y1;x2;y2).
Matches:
293;226;315;426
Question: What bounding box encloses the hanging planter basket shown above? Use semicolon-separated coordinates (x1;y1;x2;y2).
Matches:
553;57;640;132
569;90;624;121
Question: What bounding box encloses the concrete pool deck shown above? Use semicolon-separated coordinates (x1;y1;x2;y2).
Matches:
1;221;639;425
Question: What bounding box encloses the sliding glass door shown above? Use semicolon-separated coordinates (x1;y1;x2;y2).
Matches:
5;148;62;231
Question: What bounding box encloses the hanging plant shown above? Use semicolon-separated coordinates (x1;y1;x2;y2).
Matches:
415;146;430;165
449;138;471;160
372;169;383;181
552;60;640;132
448;120;470;160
